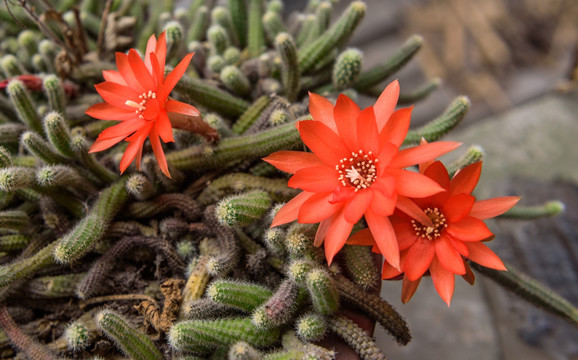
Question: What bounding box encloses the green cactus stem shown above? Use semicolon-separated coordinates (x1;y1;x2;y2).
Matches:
0;124;25;151
263;228;286;257
167;120;301;171
215;190;272;227
208;280;273;312
208;25;230;55
169;317;280;352
7;80;43;135
328;314;386;360
232;95;272;135
181;298;241;320
228;0;248;47
285;223;323;262
127;193;201;221
25;272;85;299
96;309;164;360
126;173;155;201
71;134;118;184
247;0;265;58
1;55;26;78
342;245;379;290
447;145;485;176
354;34;423;91
276;33;300;102
499;200;565;219
220;65;251;96
333;48;363;90
212;6;239;47
0;167;35;193
0;239;57;289
296;15;316;48
263;11;287;43
164;21;184;62
314;1;333;37
42;75;66;115
21;131;68;165
334;274;411;345
298;1;366;74
306;268;339;316
187;6;209;42
229;341;262;360
471;262;578;327
203;206;242;277
0;210;29;231
64;321;93;352
287;259;315;284
43;111;75;159
403;96;471;145
252;279;299;328
36;165;94;194
295;313;327;342
281;330;335;359
397;77;442;105
0;305;60;360
0;234;29;252
173;74;250;117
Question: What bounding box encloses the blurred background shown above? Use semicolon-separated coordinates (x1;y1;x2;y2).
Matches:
282;0;578;359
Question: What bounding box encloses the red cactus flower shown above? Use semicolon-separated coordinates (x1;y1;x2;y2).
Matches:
85;32;217;178
350;160;520;305
263;80;461;267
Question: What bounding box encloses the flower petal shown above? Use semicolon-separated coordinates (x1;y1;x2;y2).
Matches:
116;52;144;91
165;99;200;117
344;189;373;223
119;123;152;174
297;120;348;167
144;33;157;71
401;276;421;304
85;103;136;121
465;242;506;270
450;162;482;196
391;169;445;198
89;135;126;153
288;165;340;192
298;192;340;223
95;118;147;140
366;209;399;269
154;31;167;73
102;70;127;85
435;235;466;275
392;219;418;250
324;210;354;265
368;188;396;216
442;193;475;223
156;110;174;143
346;229;375;246
395;196;434;227
163;53;194;99
95;82;140;109
334;94;360;149
149;126;170;178
263;151;324;174
462;262;476;285
128;49;155;91
446;216;494;242
376;142;399;169
430;257;455;306
382;259;403;279
308;92;337;132
374;80;400;131
356;107;379;153
390;141;461;169
271;191;312;227
378;107;411;148
404;239;435;281
469;196;520;220
314;218;331;247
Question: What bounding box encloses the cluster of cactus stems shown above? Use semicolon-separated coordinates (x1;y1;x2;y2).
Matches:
0;0;575;359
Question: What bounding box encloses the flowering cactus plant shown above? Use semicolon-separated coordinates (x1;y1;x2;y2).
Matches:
0;1;574;359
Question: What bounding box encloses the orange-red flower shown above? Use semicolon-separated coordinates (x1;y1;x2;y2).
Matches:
350;160;520;306
85;32;200;178
263;81;461;267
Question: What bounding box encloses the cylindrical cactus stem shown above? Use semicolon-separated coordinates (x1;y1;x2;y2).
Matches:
43;111;75;158
252;279;299;328
21;131;68;165
296;15;316;48
208;280;273;312
211;6;239;47
228;0;248;47
333;48;363;90
285;223;323;262
298;1;366;74
220;65;251;97
215;190;272;227
168;317;280;352
232;95;272;135
126;173;155;200
1;54;26;77
267;0;283;13
287;259;315;285
354;34;423;91
470;262;578;327
38;40;58;72
0;124;26;150
223;46;241;65
0;234;29;252
0;305;60;360
263;11;286;43
328;314;387;360
314;1;332;36
207;54;226;74
281;328;334;359
7;80;43;134
173;74;250;117
181;256;211;313
447;145;484;176
42;75;66;115
204;112;234;137
31;54;50;73
342;245;379;290
247;0;265;57
0;210;29;231
163;21;184;62
71;134;118;184
187;5;209;42
203;206;242;277
403;96;471;145
92;178;129;222
53;214;107;264
295;313;327;342
397;77;442;105
306;268;339;315
207;25;230;55
499;200;565;220
0;240;57;288
0;167;35;193
25;273;85;299
334;274;411;345
263;228;286;257
96;309;163;360
127;193;201;221
167;120;301;171
36;165;94;193
181;298;240;320
229;341;262;360
64;321;93;352
275;33;300;102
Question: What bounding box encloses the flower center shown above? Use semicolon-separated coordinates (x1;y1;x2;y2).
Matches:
125;91;158;119
336;150;378;192
411;207;448;240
